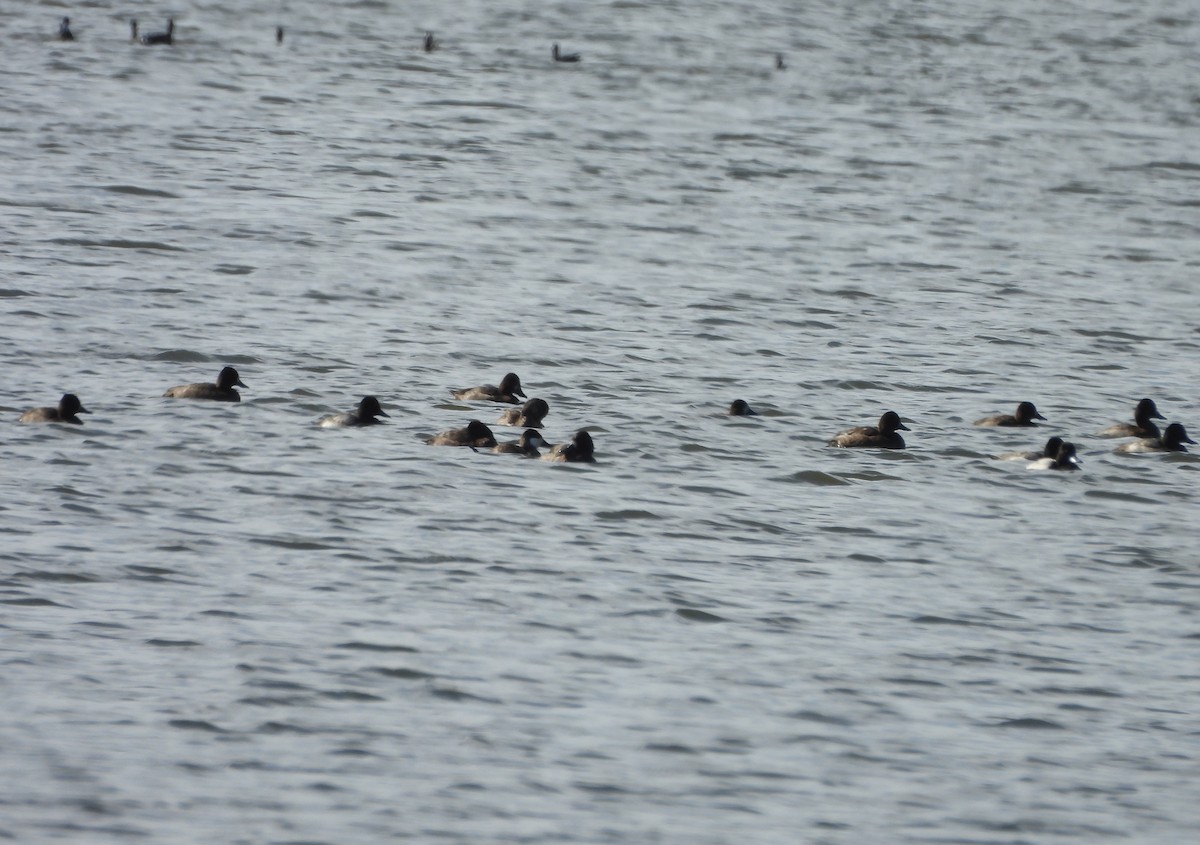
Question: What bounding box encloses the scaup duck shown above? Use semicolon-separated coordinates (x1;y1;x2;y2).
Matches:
1114;422;1194;453
19;393;90;424
493;429;549;456
424;31;438;52
828;411;909;449
318;396;389;428
728;399;758;416
775;54;785;70
996;435;1064;462
276;26;284;45
1098;398;1166;439
139;19;173;46
58;17;74;41
163;366;245;402
1027;440;1080;471
427;419;497;447
450;372;526;404
975;401;1045;427
552;44;580;63
497;397;549;428
542;430;596;463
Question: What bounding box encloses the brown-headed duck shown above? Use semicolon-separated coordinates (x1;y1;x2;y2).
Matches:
828;411;909;449
319;396;389;428
1099;398;1166;439
163;366;246;402
450;372;526;404
493;429;549;457
427;419;497;447
19;393;90;424
728;399;758;417
1114;422;1194;453
497;397;549;428
542;429;596;463
975;401;1045;427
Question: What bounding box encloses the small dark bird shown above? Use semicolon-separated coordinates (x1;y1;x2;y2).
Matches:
775;53;786;70
139;19;174;46
58;17;74;41
728;399;758;417
276;26;284;45
423;31;438;52
130;19;138;42
552;43;580;63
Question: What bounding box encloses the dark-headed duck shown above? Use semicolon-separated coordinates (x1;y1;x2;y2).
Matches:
542;429;596;463
1027;440;1080;470
1099;398;1166;439
139;19;173;46
996;435;1064;462
318;396;389;428
493;429;549;456
19;393;90;424
728;399;758;417
975;401;1045;427
450;372;526;404
164;366;245;402
552;43;580;63
427;419;497;447
1114;422;1194;453
58;17;74;41
423;31;438;52
497;397;549;428
828;411;909;449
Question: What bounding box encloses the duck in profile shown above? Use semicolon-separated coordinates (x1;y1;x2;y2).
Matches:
427;420;497;447
974;401;1046;427
828;411;909;449
493;429;549;456
728;399;758;417
497;397;549;428
423;31;438;52
1027;440;1080;471
543;430;596;463
552;43;580;63
318;396;389;428
1098;398;1166;439
58;17;74;41
163;366;246;402
1114;422;1194;454
775;53;785;70
19;393;90;424
995;435;1064;462
138;19;174;46
450;372;526;404
276;26;284;45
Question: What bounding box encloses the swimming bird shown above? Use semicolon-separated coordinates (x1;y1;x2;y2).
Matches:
58;17;74;41
1114;422;1194;453
276;26;284;45
775;53;785;70
974;401;1046;427
493;429;549;456
19;393;90;424
139;19;174;46
450;372;526;404
1098;398;1166;439
1027;440;1080;470
318;396;389;428
552;43;580;63
828;411;909;449
728;399;758;417
163;366;246;402
427;420;497;447
130;19;138;42
542;430;596;463
423;31;438;52
497;397;549;428
995;436;1064;462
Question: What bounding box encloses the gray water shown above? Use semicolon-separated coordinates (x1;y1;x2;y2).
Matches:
2;0;1198;842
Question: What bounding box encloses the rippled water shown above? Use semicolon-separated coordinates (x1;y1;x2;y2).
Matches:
2;0;1198;842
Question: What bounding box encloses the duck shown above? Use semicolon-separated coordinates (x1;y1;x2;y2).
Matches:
493;429;549;456
276;26;284;45
775;53;785;70
974;401;1046;427
19;393;90;424
552;43;580;63
58;17;74;41
163;366;246;402
728;399;758;417
995;435;1064;462
1114;422;1194;454
138;19;174;46
423;31;438;52
1027;440;1080;471
497;397;549;428
828;411;909;449
450;372;526;404
426;420;497;447
542;430;596;463
1098;398;1166;439
318;396;389;428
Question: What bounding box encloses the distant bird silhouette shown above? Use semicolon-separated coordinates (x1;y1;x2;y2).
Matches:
58;17;74;41
552;43;580;63
775;53;786;70
138;19;174;46
276;26;284;45
424;31;438;52
130;19;137;42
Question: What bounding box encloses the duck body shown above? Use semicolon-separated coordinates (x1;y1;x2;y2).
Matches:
318;396;389;428
1114;423;1194;453
828;411;909;449
427;420;497;447
140;19;174;45
423;31;437;52
450;372;526;404
1027;441;1081;470
59;17;74;41
728;399;758;417
975;401;1045;427
552;43;580;62
542;430;596;463
493;429;549;456
19;393;90;424
497;397;549;428
996;436;1064;462
164;366;245;402
1099;398;1167;439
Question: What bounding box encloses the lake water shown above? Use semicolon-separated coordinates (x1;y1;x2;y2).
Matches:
2;0;1198;842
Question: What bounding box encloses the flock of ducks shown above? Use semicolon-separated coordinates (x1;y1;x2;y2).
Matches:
17;367;596;463
726;397;1193;471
